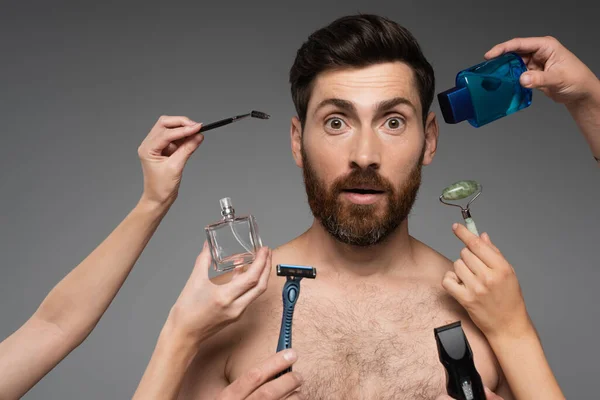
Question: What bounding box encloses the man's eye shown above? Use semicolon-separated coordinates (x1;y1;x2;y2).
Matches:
385;117;405;130
325;117;346;130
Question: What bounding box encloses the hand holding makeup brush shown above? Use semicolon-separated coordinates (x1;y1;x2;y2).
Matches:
442;223;565;400
137;115;204;207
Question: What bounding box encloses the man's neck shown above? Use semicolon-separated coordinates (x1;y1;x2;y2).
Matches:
298;219;416;278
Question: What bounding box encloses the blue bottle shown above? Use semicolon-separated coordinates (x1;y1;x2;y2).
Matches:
437;52;532;128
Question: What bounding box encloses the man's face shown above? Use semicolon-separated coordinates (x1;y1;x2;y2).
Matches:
291;62;438;246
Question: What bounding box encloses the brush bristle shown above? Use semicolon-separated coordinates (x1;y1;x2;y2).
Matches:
251;110;270;119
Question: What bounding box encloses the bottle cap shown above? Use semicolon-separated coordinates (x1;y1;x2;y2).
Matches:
220;197;233;210
437;86;475;124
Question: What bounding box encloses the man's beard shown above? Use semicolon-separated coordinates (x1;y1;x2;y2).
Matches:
301;144;424;247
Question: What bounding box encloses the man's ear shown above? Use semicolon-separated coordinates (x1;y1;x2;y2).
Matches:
422;111;439;165
291;116;303;168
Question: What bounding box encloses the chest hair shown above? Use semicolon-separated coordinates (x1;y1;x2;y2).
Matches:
265;281;453;400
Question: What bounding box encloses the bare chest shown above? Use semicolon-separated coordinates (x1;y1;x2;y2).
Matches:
228;282;498;400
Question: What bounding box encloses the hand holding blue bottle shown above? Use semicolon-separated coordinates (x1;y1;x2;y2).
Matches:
485;36;600;164
484;36;599;105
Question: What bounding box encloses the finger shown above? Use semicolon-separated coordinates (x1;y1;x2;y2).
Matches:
221;349;299;399
453;223;505;270
282;392;305;400
459;247;489;277
453;259;480;291
246;371;303;400
484;386;505;400
156;115;198;129
189;241;213;283
230;264;247;281
519;70;563;90
162;142;178;157
223;247;270;301
480;233;500;254
441;270;468;301
484;37;549;59
153;123;203;152
234;248;272;307
168;132;205;168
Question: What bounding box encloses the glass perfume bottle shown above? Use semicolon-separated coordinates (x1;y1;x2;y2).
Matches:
205;197;262;272
437;52;533;127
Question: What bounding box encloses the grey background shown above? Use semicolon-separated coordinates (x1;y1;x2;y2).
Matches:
1;0;598;398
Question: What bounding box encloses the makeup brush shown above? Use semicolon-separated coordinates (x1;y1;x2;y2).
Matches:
198;110;270;133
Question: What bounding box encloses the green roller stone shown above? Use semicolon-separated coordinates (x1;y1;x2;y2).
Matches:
441;180;480;201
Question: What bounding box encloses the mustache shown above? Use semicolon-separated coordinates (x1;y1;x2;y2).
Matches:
331;168;394;193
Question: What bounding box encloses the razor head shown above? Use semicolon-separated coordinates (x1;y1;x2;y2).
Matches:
276;264;316;279
251;110;270;119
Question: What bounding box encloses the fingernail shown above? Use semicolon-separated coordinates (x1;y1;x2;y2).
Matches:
284;349;297;361
203;240;208;249
521;73;532;86
452;223;458;230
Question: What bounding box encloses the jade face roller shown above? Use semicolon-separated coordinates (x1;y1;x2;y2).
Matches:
439;180;482;236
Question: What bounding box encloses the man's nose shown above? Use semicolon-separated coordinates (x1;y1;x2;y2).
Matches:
348;128;382;170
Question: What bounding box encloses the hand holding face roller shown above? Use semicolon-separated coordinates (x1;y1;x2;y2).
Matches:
439;180;482;236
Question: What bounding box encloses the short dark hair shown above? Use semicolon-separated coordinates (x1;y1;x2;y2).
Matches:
289;14;435;128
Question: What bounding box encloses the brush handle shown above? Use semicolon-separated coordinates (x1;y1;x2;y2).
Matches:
198;118;234;132
275;278;301;377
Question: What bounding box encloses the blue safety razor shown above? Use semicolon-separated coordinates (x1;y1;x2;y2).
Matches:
275;264;316;377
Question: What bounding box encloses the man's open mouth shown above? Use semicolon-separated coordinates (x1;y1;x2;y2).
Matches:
342;188;385;195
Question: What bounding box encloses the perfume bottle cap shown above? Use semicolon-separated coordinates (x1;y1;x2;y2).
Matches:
220;197;235;218
220;197;233;210
437;86;475;124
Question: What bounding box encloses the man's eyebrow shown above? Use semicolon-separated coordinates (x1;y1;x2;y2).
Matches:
375;97;416;114
312;96;416;118
313;98;356;117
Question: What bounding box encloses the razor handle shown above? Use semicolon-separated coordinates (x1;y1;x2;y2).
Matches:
275;277;301;376
435;321;486;400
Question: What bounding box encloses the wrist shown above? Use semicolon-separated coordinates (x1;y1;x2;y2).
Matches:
156;317;201;366
566;75;600;111
136;194;175;216
484;314;537;345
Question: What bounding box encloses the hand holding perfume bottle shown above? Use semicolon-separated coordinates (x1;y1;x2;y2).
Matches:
133;242;276;399
165;241;272;343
